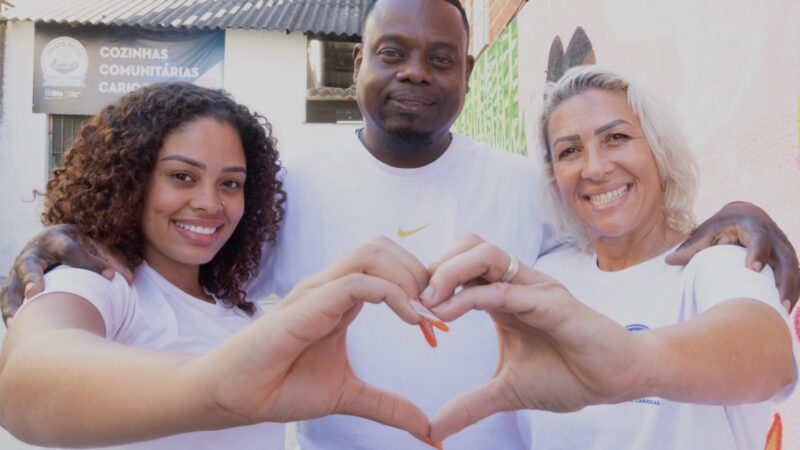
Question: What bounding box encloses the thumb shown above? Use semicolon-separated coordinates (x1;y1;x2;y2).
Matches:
337;378;431;439
665;234;711;266
429;377;509;443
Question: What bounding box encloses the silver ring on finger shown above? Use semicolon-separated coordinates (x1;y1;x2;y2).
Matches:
500;253;520;283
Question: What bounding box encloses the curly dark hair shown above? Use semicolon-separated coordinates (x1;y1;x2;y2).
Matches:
43;82;285;315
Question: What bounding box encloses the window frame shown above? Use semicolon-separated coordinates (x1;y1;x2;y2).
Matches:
305;33;362;124
48;114;91;174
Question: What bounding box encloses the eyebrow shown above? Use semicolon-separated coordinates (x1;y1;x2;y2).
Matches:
551;119;631;147
159;155;246;173
376;35;460;52
552;134;580;147
594;119;629;135
429;41;459;52
374;34;407;46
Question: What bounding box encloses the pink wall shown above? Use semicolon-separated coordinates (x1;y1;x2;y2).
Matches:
514;0;800;445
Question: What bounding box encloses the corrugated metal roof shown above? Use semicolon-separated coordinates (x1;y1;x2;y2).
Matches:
2;0;368;36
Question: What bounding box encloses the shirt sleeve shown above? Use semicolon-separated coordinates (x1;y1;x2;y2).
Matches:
17;266;135;340
687;245;786;320
686;245;796;402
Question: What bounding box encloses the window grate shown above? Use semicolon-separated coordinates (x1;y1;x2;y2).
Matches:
306;37;362;124
48;115;91;174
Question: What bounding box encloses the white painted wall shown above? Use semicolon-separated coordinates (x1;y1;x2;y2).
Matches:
0;20;48;275
0;25;361;275
224;29;308;155
223;29;361;158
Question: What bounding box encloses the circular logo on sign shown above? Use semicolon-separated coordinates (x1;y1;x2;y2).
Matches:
41;36;89;87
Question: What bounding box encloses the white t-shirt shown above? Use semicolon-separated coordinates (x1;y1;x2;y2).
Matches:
517;244;793;450
249;132;549;450
22;264;285;450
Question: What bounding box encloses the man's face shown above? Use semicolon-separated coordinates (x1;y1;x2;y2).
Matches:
354;0;474;141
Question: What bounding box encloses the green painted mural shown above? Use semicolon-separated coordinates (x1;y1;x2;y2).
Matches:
454;18;526;156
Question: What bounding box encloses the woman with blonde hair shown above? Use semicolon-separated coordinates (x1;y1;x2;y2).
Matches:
422;66;795;449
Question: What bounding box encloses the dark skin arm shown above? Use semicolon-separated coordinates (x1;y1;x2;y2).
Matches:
666;202;800;311
1;224;133;324
3;202;799;324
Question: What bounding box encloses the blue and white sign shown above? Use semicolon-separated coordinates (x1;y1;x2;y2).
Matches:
34;24;225;114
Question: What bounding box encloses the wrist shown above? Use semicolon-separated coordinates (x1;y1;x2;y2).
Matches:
626;332;670;401
183;354;255;429
183;358;219;424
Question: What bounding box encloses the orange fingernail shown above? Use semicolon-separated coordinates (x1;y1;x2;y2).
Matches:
410;300;449;332
421;436;443;449
429;319;449;332
419;321;437;347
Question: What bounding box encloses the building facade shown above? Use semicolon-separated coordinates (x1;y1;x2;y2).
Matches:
0;0;368;274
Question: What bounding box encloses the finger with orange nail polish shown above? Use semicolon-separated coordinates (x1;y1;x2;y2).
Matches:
422;436;443;449
419;320;438;347
411;300;450;331
413;434;444;449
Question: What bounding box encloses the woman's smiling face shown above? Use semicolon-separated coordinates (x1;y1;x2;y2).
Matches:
547;88;667;244
141;117;246;275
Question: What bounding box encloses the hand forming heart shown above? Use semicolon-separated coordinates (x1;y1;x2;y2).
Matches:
216;234;652;448
203;235;653;448
198;237;442;447
421;234;652;444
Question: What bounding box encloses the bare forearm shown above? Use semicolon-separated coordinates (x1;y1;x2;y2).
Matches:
0;329;227;447
636;299;793;404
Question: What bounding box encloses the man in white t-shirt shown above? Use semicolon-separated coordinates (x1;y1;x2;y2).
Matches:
246;1;799;449
249;131;547;449
244;1;546;447
2;0;799;449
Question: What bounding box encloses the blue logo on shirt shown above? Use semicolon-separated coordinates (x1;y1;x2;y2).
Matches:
625;323;650;333
632;397;661;406
625;323;659;406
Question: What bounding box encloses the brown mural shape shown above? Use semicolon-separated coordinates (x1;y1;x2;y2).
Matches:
546;26;596;83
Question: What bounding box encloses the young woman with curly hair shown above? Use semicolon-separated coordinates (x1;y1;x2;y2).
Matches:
43;82;284;316
0;83;434;449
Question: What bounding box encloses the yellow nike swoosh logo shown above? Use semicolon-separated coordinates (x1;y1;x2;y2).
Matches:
396;223;431;238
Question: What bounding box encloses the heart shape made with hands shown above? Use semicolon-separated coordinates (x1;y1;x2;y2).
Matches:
419;295;596;445
415;245;645;445
274;236;634;447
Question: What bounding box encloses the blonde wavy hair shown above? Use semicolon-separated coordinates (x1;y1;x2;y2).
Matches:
538;65;698;250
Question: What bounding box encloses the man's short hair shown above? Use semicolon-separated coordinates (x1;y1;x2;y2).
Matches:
361;0;471;41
